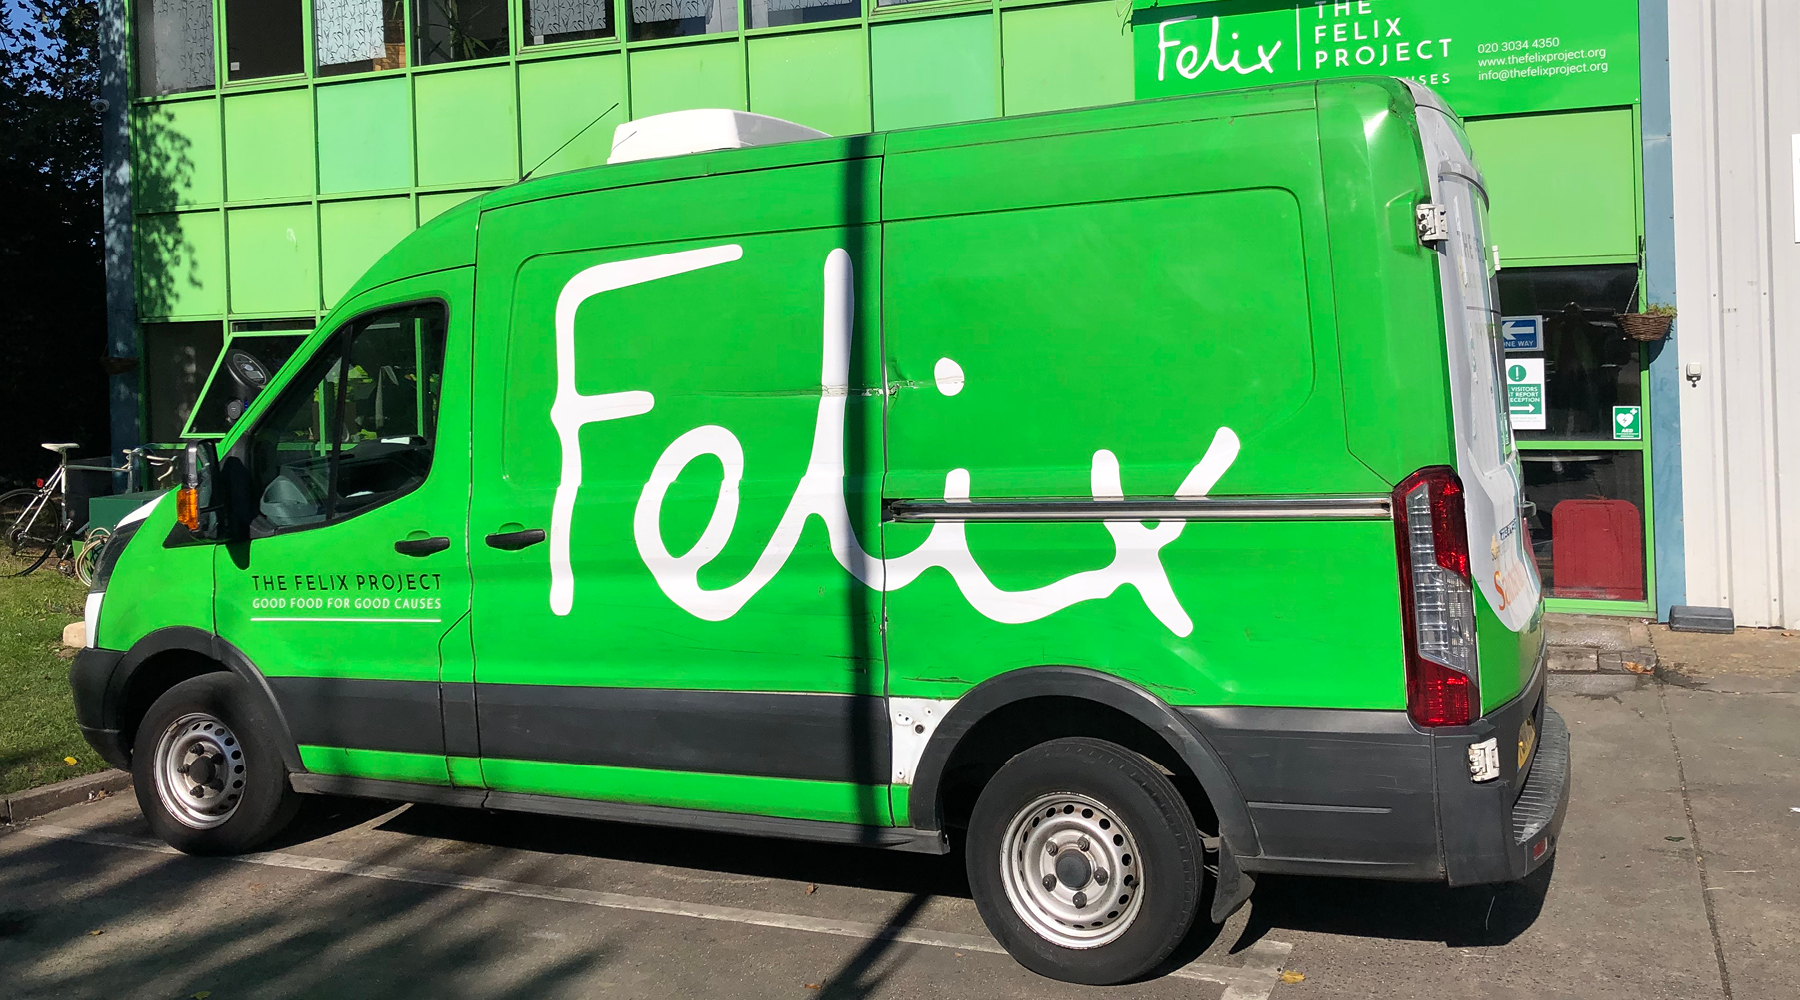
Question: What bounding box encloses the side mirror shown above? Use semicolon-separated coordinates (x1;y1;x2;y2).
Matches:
178;441;227;539
222;349;270;426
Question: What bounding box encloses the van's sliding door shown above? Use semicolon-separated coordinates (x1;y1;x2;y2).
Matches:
466;156;893;826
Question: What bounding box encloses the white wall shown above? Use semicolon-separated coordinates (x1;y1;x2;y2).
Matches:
1668;0;1800;627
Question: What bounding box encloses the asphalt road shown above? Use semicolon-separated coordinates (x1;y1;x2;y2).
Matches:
2;680;1794;1000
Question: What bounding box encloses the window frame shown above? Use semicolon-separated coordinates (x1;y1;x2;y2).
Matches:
237;295;450;540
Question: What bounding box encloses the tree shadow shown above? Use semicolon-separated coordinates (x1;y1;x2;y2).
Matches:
815;893;932;1000
130;102;200;323
0;809;618;1000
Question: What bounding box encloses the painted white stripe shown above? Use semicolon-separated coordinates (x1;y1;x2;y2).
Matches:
249;617;442;623
22;823;1293;995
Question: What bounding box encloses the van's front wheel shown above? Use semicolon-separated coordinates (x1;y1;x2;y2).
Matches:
967;737;1205;985
133;673;299;855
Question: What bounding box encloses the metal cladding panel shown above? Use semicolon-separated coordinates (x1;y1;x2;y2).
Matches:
1669;0;1800;627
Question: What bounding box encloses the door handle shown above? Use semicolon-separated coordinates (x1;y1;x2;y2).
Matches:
485;528;546;551
394;536;451;556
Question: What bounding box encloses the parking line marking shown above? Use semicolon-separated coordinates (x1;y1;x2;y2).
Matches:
23;823;1293;995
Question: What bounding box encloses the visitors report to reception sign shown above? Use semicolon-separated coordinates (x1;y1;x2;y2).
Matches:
1133;0;1642;118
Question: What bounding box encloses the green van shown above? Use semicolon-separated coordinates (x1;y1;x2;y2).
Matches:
74;77;1566;984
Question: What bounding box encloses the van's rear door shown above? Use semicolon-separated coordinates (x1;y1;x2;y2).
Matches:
1416;106;1541;633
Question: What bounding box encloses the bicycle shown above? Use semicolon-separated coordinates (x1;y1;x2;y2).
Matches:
3;444;179;578
1;442;81;559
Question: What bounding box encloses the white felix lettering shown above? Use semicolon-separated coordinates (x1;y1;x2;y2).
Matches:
551;246;1242;637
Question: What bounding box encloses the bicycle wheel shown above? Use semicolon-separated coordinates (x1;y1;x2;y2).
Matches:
0;489;63;558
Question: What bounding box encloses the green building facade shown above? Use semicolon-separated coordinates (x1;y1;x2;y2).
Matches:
123;0;1134;449
111;0;1684;619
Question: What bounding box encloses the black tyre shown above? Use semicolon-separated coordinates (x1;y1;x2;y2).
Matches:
132;673;300;855
966;737;1205;985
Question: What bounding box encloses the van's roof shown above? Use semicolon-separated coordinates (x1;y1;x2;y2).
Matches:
342;76;1422;304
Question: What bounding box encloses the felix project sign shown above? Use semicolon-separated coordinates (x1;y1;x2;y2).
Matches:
1134;0;1641;118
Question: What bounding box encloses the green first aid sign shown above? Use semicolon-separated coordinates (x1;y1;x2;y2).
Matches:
1613;405;1642;441
1133;0;1642;117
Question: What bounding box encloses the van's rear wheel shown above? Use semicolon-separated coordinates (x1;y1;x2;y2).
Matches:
133;673;299;855
967;737;1204;985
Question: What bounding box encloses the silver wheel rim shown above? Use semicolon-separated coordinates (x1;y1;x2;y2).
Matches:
154;712;247;829
999;792;1145;949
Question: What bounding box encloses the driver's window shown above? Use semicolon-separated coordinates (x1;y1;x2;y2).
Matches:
246;303;448;533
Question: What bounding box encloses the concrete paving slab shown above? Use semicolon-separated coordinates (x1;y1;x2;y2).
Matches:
1237;688;1724;1000
1657;686;1800;1000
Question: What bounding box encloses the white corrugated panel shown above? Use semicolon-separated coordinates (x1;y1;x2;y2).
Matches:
1669;0;1800;627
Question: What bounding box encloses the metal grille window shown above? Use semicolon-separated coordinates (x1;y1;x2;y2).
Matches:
317;0;407;75
628;0;736;42
749;0;859;29
527;0;613;45
135;0;215;96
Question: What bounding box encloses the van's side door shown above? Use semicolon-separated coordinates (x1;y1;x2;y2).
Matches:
213;270;473;786
466;153;890;825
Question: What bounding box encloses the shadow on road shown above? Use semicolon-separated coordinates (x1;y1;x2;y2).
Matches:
2;792;1559;998
1231;859;1557;951
0;806;618;1000
816;893;932;1000
374;802;975;898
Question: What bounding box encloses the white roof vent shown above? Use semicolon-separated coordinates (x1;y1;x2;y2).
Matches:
607;109;829;165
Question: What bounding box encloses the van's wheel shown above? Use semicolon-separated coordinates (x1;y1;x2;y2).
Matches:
967;737;1204;985
132;673;299;855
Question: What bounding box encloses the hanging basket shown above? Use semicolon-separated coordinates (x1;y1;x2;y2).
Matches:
1619;312;1674;342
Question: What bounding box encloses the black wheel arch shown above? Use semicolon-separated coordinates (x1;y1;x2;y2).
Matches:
94;626;304;772
905;666;1260;922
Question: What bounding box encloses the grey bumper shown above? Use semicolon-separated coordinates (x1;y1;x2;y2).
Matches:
1439;700;1569;886
69;645;132;770
1184;671;1570;887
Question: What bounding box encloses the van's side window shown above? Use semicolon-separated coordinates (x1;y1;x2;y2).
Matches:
245;303;448;534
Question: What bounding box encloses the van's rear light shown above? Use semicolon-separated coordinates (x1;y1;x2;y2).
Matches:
1394;467;1478;727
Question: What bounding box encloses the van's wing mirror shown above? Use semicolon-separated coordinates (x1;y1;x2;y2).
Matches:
178;441;230;540
222;349;271;426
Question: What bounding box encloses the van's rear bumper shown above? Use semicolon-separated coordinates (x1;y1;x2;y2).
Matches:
1182;667;1569;887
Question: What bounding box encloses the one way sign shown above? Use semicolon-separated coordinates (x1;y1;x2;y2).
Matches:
1502;316;1543;352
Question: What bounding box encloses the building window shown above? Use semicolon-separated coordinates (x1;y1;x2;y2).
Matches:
1498;266;1643;443
136;0;216;96
527;0;614;45
318;0;409;75
628;0;737;42
748;0;857;29
1522;452;1647;603
415;0;510;64
224;0;305;81
141;321;225;443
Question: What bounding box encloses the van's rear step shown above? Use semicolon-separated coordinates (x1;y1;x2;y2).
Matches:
1512;706;1569;847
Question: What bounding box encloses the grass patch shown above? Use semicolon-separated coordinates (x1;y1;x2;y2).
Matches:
0;554;107;795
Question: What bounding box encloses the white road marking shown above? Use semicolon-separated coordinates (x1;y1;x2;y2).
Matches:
22;823;1293;995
